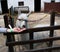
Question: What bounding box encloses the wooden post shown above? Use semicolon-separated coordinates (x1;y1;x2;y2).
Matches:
49;11;55;52
29;32;33;49
3;15;14;52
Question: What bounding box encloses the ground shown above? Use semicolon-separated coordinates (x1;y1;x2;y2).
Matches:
0;13;60;52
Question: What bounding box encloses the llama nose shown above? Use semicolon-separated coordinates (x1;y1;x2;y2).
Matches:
22;25;26;28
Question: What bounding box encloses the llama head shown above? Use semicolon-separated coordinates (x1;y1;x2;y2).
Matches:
16;13;28;28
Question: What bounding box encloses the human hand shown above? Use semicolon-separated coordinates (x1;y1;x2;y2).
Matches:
13;27;26;32
7;27;26;32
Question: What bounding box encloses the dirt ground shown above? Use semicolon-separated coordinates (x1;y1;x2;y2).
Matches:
0;13;60;52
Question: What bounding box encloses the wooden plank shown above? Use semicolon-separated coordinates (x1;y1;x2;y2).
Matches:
6;36;60;46
4;25;60;35
24;46;60;52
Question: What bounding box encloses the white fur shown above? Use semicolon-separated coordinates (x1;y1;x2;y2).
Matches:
16;13;28;28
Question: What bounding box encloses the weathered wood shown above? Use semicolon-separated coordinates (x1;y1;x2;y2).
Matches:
6;36;60;46
49;11;55;45
3;15;14;52
29;32;34;49
24;46;60;52
4;25;60;35
49;11;55;52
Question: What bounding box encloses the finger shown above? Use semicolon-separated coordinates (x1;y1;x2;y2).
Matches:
19;28;26;32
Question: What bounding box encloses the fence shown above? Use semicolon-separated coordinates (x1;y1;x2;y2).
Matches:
3;11;60;52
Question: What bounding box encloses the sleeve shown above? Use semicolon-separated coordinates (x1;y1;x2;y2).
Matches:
0;28;7;32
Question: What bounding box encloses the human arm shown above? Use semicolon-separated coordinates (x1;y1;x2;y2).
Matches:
0;27;26;32
0;28;7;32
